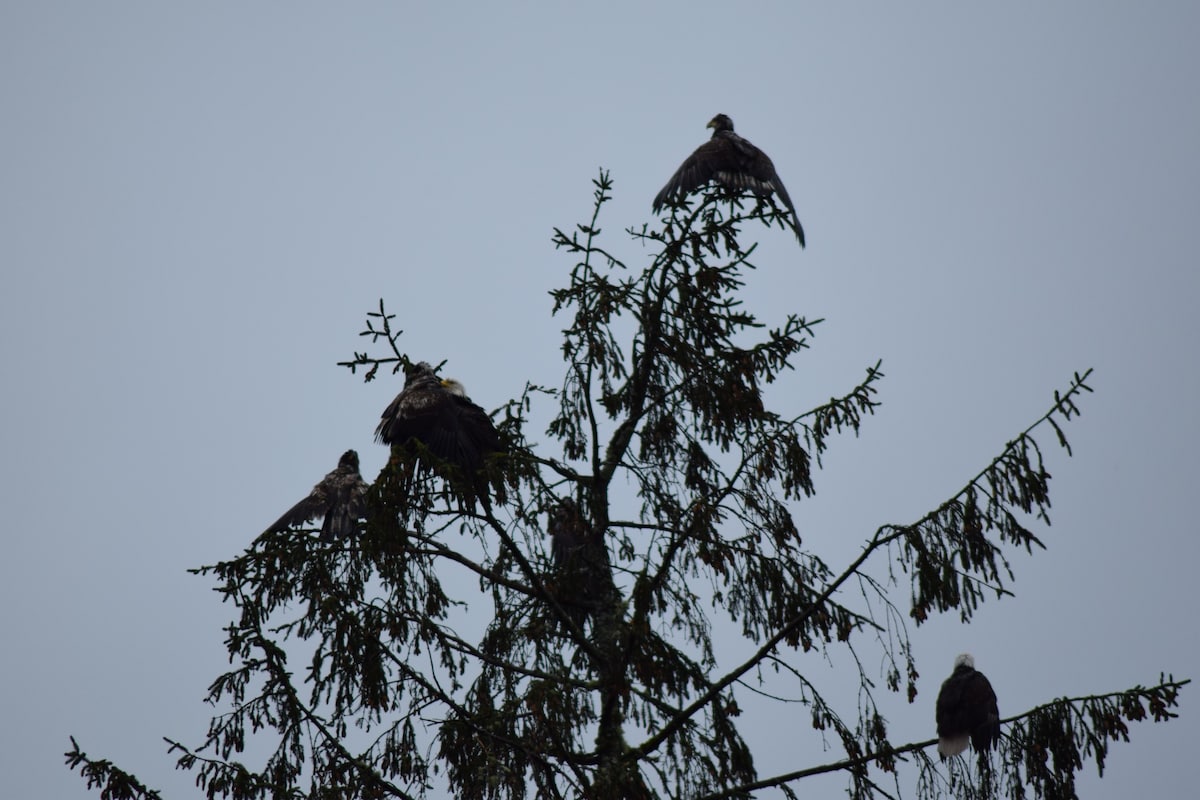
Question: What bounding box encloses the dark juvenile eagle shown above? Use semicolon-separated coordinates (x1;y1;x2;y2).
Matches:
652;113;805;247
546;499;611;630
548;499;590;570
936;653;1001;760
375;361;503;505
264;449;369;542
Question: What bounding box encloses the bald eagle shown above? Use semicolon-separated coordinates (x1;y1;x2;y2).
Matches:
548;499;590;570
264;449;369;542
936;653;1001;760
653;113;805;247
375;361;503;507
546;499;611;630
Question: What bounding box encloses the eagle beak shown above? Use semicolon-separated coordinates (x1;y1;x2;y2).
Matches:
707;118;718;129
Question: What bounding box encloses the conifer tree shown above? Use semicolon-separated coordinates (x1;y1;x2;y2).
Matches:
67;172;1186;800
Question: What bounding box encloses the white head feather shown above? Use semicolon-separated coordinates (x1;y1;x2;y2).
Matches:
954;653;976;669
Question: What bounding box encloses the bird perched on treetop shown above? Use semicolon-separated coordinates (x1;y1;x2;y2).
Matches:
375;361;503;508
653;113;805;247
936;653;1001;761
264;449;369;543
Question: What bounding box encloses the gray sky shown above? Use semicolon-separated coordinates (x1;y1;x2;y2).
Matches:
2;3;1196;797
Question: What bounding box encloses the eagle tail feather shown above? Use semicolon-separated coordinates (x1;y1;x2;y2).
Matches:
937;734;970;760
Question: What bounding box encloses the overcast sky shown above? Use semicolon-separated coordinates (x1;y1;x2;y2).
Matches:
2;3;1196;798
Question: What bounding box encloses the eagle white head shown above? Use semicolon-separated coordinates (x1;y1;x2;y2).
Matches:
954;653;976;669
440;378;467;398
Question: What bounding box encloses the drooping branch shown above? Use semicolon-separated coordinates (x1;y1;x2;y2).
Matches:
64;737;164;800
628;369;1095;764
891;369;1094;625
691;677;1189;800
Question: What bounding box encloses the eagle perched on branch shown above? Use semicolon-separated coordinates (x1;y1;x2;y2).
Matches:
936;653;1001;761
653;113;805;247
264;449;369;542
375;361;503;507
547;499;611;630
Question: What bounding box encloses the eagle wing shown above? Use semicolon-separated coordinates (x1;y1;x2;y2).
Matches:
264;485;329;535
965;671;1001;752
723;133;804;245
265;453;368;541
653;136;731;212
376;382;443;446
654;131;805;246
424;394;502;472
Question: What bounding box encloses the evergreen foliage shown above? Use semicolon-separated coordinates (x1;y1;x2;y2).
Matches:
67;171;1186;800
